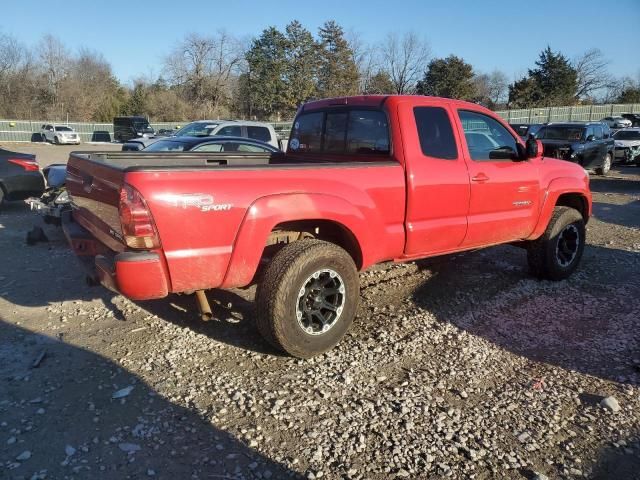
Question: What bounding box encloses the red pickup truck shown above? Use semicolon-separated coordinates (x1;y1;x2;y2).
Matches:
64;95;591;358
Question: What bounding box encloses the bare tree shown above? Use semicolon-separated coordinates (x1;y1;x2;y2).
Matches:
39;34;71;108
573;48;613;100
0;33;22;78
380;32;430;94
164;31;243;118
347;29;379;94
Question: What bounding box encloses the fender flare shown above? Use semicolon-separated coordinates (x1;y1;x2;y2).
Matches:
529;177;591;239
220;192;384;288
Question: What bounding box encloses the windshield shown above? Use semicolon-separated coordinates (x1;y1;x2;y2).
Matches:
133;121;153;133
144;140;188;152
175;122;219;137
55;126;73;132
537;126;584;141
614;130;640;140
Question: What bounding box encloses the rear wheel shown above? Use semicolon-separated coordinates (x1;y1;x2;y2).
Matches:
0;186;5;209
596;153;611;176
526;206;585;280
255;239;359;358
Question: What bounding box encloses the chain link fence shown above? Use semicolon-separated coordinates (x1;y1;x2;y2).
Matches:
1;104;639;143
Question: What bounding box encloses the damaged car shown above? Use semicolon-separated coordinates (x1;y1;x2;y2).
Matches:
613;128;640;165
535;122;614;175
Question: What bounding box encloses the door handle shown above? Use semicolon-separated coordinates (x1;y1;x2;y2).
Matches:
471;173;489;183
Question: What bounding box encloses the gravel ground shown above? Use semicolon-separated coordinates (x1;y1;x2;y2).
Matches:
1;153;639;479
0;142;122;169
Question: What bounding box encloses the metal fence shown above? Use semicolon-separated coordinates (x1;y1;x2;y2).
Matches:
1;104;639;143
494;104;640;124
0;120;296;143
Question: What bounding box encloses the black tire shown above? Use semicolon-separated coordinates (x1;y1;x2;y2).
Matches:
54;136;59;145
596;153;611;176
0;186;5;209
255;239;359;358
526;206;585;281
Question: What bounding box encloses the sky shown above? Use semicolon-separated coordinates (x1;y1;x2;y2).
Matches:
2;0;639;85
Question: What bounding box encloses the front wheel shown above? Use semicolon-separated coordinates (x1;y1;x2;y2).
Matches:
526;206;585;281
596;153;611;176
54;136;59;145
255;239;359;358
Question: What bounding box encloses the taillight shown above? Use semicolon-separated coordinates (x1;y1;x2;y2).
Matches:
119;184;160;249
8;158;39;171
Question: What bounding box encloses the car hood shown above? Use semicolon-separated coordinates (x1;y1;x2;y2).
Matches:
539;139;578;148
614;139;640;147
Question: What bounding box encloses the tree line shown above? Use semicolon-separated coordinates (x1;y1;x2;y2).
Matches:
1;24;638;123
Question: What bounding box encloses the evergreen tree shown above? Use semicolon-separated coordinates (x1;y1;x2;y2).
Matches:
283;21;318;116
245;27;288;119
529;47;577;106
316;20;359;98
508;76;542;109
416;55;476;100
508;47;578;108
364;71;395;94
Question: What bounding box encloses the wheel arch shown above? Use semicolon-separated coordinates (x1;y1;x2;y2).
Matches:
529;178;591;239
220;193;378;289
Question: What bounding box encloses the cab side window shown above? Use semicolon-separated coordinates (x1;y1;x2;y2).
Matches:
414;107;457;159
217;125;242;136
458;110;518;161
593;125;603;140
247;126;272;143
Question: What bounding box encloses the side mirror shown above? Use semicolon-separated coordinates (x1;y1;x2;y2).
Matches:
489;146;517;160
586;134;595;142
525;136;542;159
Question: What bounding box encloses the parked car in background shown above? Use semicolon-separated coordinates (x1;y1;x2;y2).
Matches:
535;122;614;175
0;148;45;208
509;123;544;141
613;128;640;164
40;124;81;145
621;113;640;127
113;116;155;143
138;136;280;153
156;128;179;137
600;116;633;129
121;120;280;151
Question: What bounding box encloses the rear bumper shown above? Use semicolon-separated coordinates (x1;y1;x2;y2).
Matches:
1;172;45;200
62;211;169;300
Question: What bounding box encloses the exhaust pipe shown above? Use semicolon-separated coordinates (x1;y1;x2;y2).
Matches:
195;290;213;321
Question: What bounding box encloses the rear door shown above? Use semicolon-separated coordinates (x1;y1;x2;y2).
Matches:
401;100;470;255
456;109;540;246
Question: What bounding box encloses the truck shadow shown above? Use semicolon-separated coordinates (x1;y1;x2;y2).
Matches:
0;318;301;479
410;243;640;386
588;431;640;480
592;200;640;229
135;289;283;357
0;203;276;356
589;173;640;194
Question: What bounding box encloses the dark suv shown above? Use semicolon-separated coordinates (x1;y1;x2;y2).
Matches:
535;122;614;175
622;113;640;127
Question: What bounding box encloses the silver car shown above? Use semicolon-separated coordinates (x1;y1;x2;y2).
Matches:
600;116;633;129
41;124;81;145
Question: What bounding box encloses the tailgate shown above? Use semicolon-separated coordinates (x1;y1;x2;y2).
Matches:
66;153;126;252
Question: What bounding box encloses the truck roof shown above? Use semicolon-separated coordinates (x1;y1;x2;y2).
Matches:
300;95;488;112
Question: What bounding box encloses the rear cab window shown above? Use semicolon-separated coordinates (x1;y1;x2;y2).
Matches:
247;126;272;143
289;109;390;158
414;107;457;159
